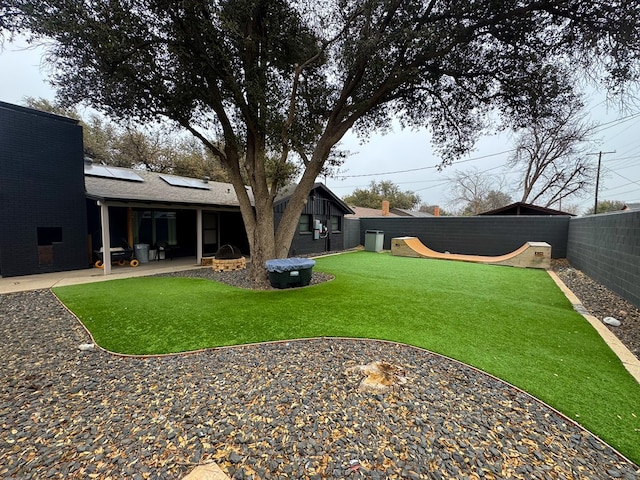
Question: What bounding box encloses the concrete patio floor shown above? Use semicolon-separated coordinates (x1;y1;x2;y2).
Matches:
0;257;204;294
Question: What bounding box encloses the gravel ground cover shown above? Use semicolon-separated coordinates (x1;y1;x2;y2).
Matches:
1;264;640;479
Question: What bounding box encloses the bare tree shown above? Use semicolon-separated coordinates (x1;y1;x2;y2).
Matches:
446;168;512;215
509;102;597;208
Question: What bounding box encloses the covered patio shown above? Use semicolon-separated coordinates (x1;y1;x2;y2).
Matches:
84;163;251;275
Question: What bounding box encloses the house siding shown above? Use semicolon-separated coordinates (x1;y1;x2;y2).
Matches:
0;102;88;277
274;187;348;256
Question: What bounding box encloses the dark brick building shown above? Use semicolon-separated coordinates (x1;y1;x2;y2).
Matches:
0;101;88;277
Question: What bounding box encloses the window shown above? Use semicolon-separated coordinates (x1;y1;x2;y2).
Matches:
133;210;177;245
155;211;177;245
299;214;311;233
37;227;62;266
37;227;62;245
331;215;341;232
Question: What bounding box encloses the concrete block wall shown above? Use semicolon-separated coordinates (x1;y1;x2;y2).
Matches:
343;218;361;250
0;102;88;277
567;210;640;308
358;216;570;258
345;212;639;309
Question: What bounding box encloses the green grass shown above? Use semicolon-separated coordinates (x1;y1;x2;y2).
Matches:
53;251;640;464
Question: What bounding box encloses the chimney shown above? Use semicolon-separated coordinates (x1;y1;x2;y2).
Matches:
382;200;390;216
433;206;440;217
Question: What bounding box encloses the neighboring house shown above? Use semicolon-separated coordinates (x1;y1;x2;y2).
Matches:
478;202;575;216
346;205;401;218
623;203;640;212
390;208;433;217
345;201;435;219
0;101;88;277
0;101;352;277
274;183;354;256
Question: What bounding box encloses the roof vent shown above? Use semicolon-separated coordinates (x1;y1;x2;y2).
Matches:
203;176;210;183
84;157;93;166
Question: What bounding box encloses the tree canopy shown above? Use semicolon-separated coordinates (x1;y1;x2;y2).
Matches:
586;200;627;215
6;0;640;282
343;180;421;210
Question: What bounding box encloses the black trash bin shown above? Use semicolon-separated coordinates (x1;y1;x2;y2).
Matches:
265;258;316;289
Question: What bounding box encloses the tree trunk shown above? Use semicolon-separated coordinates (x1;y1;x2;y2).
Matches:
246;200;276;287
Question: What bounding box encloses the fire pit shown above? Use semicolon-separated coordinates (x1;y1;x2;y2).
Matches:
265;258;315;289
212;244;246;272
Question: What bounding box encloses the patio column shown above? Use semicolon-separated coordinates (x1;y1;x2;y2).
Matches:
98;201;111;275
196;208;203;265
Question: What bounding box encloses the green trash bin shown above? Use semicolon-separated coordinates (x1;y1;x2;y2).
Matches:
364;230;384;252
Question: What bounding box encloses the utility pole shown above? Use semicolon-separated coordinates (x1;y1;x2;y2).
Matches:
587;151;615;214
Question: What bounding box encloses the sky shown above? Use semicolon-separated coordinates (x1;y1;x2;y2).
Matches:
1;37;639;215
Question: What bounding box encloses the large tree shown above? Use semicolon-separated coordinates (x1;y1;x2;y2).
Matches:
343;180;420;209
508;101;597;208
446;168;512;215
7;0;640;283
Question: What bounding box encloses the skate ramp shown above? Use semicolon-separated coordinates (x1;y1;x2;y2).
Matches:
391;237;551;269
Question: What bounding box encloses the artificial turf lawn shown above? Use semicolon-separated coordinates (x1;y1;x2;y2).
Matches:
53;251;640;464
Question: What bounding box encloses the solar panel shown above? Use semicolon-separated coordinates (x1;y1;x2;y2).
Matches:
159;174;211;190
85;164;144;182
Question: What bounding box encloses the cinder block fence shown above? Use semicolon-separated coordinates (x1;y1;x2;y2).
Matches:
344;211;640;309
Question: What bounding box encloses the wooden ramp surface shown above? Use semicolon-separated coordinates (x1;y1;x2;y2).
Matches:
391;237;551;269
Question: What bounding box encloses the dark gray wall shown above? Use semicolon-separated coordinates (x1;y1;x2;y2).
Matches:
357;216;570;257
275;186;348;256
567;211;640;308
0;102;88;277
344;218;361;250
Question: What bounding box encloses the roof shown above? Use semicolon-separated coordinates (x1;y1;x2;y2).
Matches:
0;100;80;125
624;203;640;211
390;208;433;217
84;163;253;208
478;202;575;216
346;206;402;218
275;183;354;214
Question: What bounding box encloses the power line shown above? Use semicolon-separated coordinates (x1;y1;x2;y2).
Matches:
601;186;640;198
336;150;514;178
334;177;448;189
593;112;640;132
335;113;638;181
600;179;640;192
602;169;640;186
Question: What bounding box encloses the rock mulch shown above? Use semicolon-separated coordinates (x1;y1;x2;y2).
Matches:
1;287;639;479
158;267;334;291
